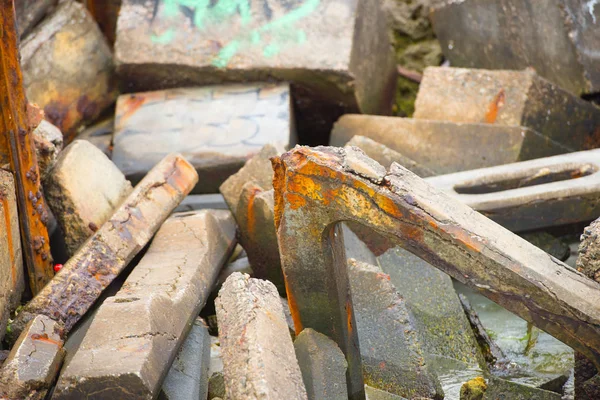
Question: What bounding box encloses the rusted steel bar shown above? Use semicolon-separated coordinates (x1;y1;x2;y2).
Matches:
273;146;600;399
84;0;121;46
0;1;54;294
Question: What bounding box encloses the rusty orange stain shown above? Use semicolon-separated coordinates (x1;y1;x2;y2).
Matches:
285;193;307;210
31;333;63;348
346;299;353;334
272;156;286;230
484;89;505;123
376;272;391;281
119;94;146;123
244;186;261;236
284;276;304;335
1;196;16;287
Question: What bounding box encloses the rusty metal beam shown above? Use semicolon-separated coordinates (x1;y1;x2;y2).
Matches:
273;146;600;399
0;0;53;294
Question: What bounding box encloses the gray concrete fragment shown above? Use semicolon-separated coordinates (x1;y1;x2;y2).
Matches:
216;272;307;399
348;259;443;398
294;328;348;400
364;385;407;400
484;376;561;400
53;210;237;399
0;315;65;400
44;140;133;256
113;85;293;193
15;0;57;38
343;146;386;184
173;194;228;214
577;218;600;282
33;120;63;180
160;318;211;400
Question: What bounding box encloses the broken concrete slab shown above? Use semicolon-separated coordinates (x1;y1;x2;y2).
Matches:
53;210;236;399
0;171;24;342
159;318;211;400
430;1;600;95
44;140;133;256
216;273;307;399
577;218;600;282
294;328;348;400
344;136;435;177
330;115;569;174
364;385;407;400
483;376;561;400
414;67;600;150
114;0;396;144
425;148;600;232
347;259;443;398
33;120;63;180
21;0;117;142
0;315;65;400
112;84;294;193
11;153;198;342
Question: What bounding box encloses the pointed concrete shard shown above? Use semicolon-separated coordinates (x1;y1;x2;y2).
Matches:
273;146;600;398
347;259;443;398
53;210;236;399
216;273;307;399
112;85;294;193
294;328;348;400
330;115;569;174
114;0;396;144
10;153;198;342
33;120;63;180
413;67;600;150
430;1;600;95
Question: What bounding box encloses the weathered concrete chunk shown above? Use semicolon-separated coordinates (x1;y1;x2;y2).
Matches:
0;172;24;342
216;273;307;399
430;0;600;95
44;140;133;256
221;144;285;291
54;210;236;399
347;259;443;398
483;376;561;400
330;115;569;174
577;218;600;282
426;148;600;232
33;120;63;180
294;328;348;400
113;84;293;193
21;0;117;141
0;315;65;400
15;0;56;38
115;0;396;144
413;67;600;150
11;153;198;342
364;385;407;400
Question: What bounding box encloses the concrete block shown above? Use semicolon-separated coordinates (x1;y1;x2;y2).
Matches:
15;0;56;38
114;0;396;144
33;120;63;180
483;376;561;400
44;140;133;256
112;84;294;193
216;273;307;399
21;0;117;141
294;328;348;400
414;67;600;150
53;210;236;399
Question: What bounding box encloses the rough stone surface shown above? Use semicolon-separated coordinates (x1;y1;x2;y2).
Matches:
53;210;236;399
112;84;293;193
483;376;561;400
0;315;65;400
294;328;348;400
330;115;570;174
44;140;133;256
11;153;198;342
414;67;600;150
15;0;57;38
33;120;64;181
577;218;600;282
159;318;211;400
348;259;442;398
0;171;24;342
216;273;307;399
364;385;407;399
430;0;600;95
115;0;396;144
20;0;117;141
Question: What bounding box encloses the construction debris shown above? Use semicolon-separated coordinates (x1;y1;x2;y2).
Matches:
32;120;63;180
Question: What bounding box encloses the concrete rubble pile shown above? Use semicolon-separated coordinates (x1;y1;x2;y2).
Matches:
0;0;599;399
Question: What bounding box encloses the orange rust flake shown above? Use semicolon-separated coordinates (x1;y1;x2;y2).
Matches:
271;156;286;230
321;187;341;206
484;89;505;123
244;186;261;236
284;277;304;335
445;226;484;253
346;299;353;334
31;333;63;348
285;193;307;210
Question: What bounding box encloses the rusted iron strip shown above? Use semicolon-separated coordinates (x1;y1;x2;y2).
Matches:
273;146;600;399
0;0;54;294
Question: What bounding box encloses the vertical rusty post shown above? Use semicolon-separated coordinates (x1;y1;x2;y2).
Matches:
0;0;54;294
84;0;121;46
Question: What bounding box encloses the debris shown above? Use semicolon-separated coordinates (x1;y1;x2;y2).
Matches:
114;0;396;144
53;209;236;399
294;328;348;400
173;194;228;214
32;120;63;180
483;376;561;400
364;385;407;400
10;153;198;341
20;0;117;142
330;115;569;174
460;376;487;400
76;117;113;157
82;0;121;45
0;315;65;400
577;218;600;282
15;0;56;38
44;140;133;256
426;148;600;232
112;84;293;193
414;67;600;150
215;273;307;399
430;1;600;95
